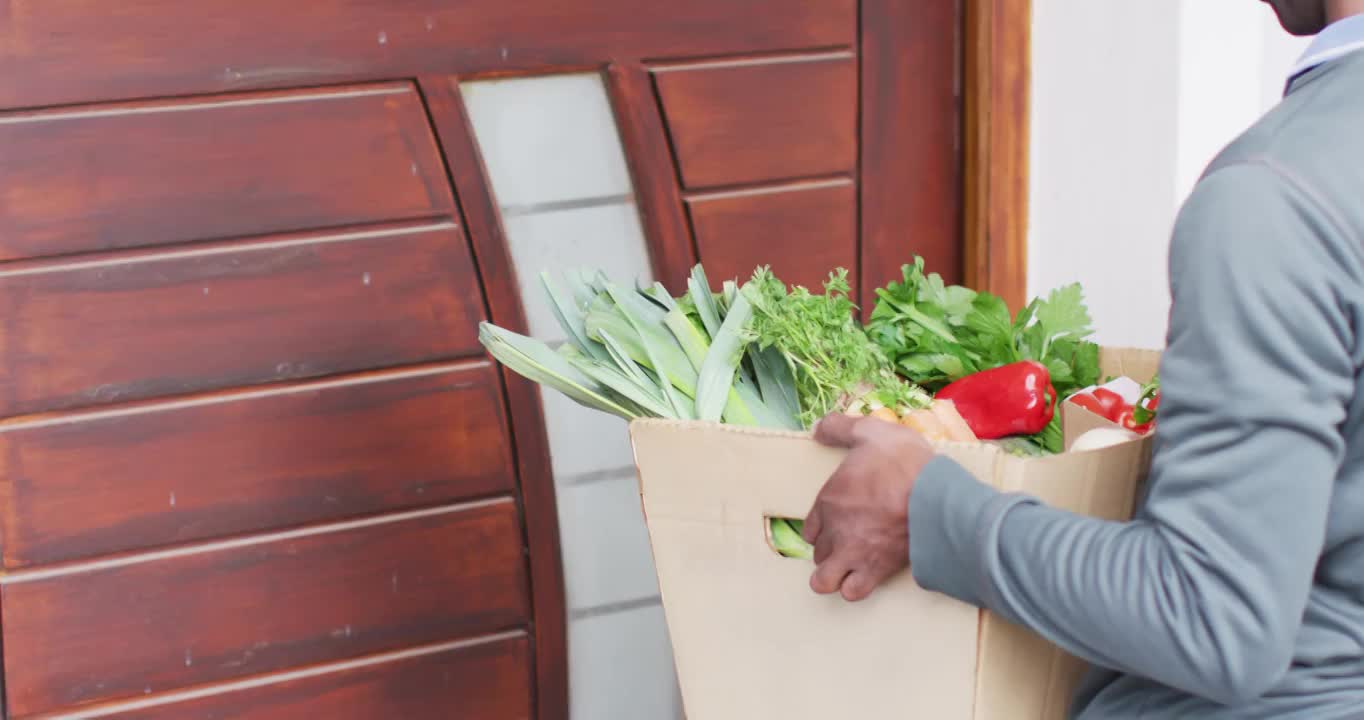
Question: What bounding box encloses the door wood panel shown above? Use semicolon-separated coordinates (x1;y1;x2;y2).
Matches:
1;500;529;717
0;221;485;417
0;83;453;261
0;361;513;568
92;635;533;720
653;55;858;189
860;0;964;310
686;180;857;292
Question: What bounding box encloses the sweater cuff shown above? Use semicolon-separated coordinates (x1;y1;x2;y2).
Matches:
908;455;1032;608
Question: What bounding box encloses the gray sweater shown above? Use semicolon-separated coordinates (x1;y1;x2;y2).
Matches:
909;51;1364;718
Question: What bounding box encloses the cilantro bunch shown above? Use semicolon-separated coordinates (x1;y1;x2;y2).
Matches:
867;257;1100;452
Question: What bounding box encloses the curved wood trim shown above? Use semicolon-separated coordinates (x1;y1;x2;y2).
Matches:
963;0;1031;311
606;62;698;296
416;75;569;720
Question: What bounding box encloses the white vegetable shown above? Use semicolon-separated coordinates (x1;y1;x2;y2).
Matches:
1070;427;1141;452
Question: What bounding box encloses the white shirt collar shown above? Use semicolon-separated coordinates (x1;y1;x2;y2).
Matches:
1289;14;1364;79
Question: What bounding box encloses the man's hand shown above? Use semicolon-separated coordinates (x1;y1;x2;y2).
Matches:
803;412;936;601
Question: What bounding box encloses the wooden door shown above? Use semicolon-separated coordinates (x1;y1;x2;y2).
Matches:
0;2;961;718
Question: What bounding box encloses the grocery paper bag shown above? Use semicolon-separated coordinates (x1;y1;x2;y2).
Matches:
629;347;1159;720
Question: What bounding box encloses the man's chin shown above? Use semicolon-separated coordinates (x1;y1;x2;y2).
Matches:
1264;0;1329;36
1282;18;1329;36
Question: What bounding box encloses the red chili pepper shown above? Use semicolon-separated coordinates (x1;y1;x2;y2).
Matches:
935;361;1056;439
1132;380;1161;427
1115;407;1134;429
1126;390;1158;435
1118;408;1156;435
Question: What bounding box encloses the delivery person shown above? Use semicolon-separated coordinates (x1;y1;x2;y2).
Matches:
800;1;1364;717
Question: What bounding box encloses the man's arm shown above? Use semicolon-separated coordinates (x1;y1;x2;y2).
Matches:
909;161;1355;705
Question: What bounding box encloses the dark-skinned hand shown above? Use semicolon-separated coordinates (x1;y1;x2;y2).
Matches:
802;412;937;602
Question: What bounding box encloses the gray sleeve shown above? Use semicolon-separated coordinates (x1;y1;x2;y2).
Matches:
907;161;1355;706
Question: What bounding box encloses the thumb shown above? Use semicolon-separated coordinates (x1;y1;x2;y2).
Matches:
801;506;823;544
813;412;861;449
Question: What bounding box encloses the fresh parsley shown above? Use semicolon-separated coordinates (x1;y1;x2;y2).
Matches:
867;256;1101;452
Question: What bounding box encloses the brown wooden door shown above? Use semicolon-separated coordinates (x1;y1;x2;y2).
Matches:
0;2;961;718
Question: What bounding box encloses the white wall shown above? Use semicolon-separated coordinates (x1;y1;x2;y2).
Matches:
1027;0;1312;349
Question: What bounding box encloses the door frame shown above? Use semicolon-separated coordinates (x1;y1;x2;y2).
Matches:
964;0;1032;311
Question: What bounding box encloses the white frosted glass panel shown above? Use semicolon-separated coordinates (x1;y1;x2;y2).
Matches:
539;387;635;481
570;605;682;720
557;475;662;610
462;73;635;208
502;202;653;343
463;71;679;719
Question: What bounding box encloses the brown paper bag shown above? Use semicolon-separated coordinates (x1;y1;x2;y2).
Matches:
629;347;1160;719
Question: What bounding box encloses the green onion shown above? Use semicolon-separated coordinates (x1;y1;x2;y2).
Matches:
695;293;754;422
770;518;813;560
605;283;695;420
479;323;639;420
541;272;609;363
688;267;724;338
564;343;674;418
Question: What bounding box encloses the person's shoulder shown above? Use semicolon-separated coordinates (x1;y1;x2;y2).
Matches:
1201;54;1364;222
1168;159;1360;320
1173;162;1298;253
1171;158;1363;306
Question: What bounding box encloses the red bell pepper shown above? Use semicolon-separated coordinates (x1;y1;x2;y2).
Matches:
935;361;1056;439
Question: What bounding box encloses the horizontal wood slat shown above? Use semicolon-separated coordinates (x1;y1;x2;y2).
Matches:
0;1;856;110
0;362;513;568
0;221;486;417
0;84;454;261
687;180;857;292
653;55;857;189
2;500;530;717
78;634;532;720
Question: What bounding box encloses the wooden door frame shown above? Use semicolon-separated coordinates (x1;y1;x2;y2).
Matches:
964;0;1032;311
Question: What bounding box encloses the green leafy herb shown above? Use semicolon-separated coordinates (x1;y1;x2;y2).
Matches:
744;267;929;427
868;256;1102;452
